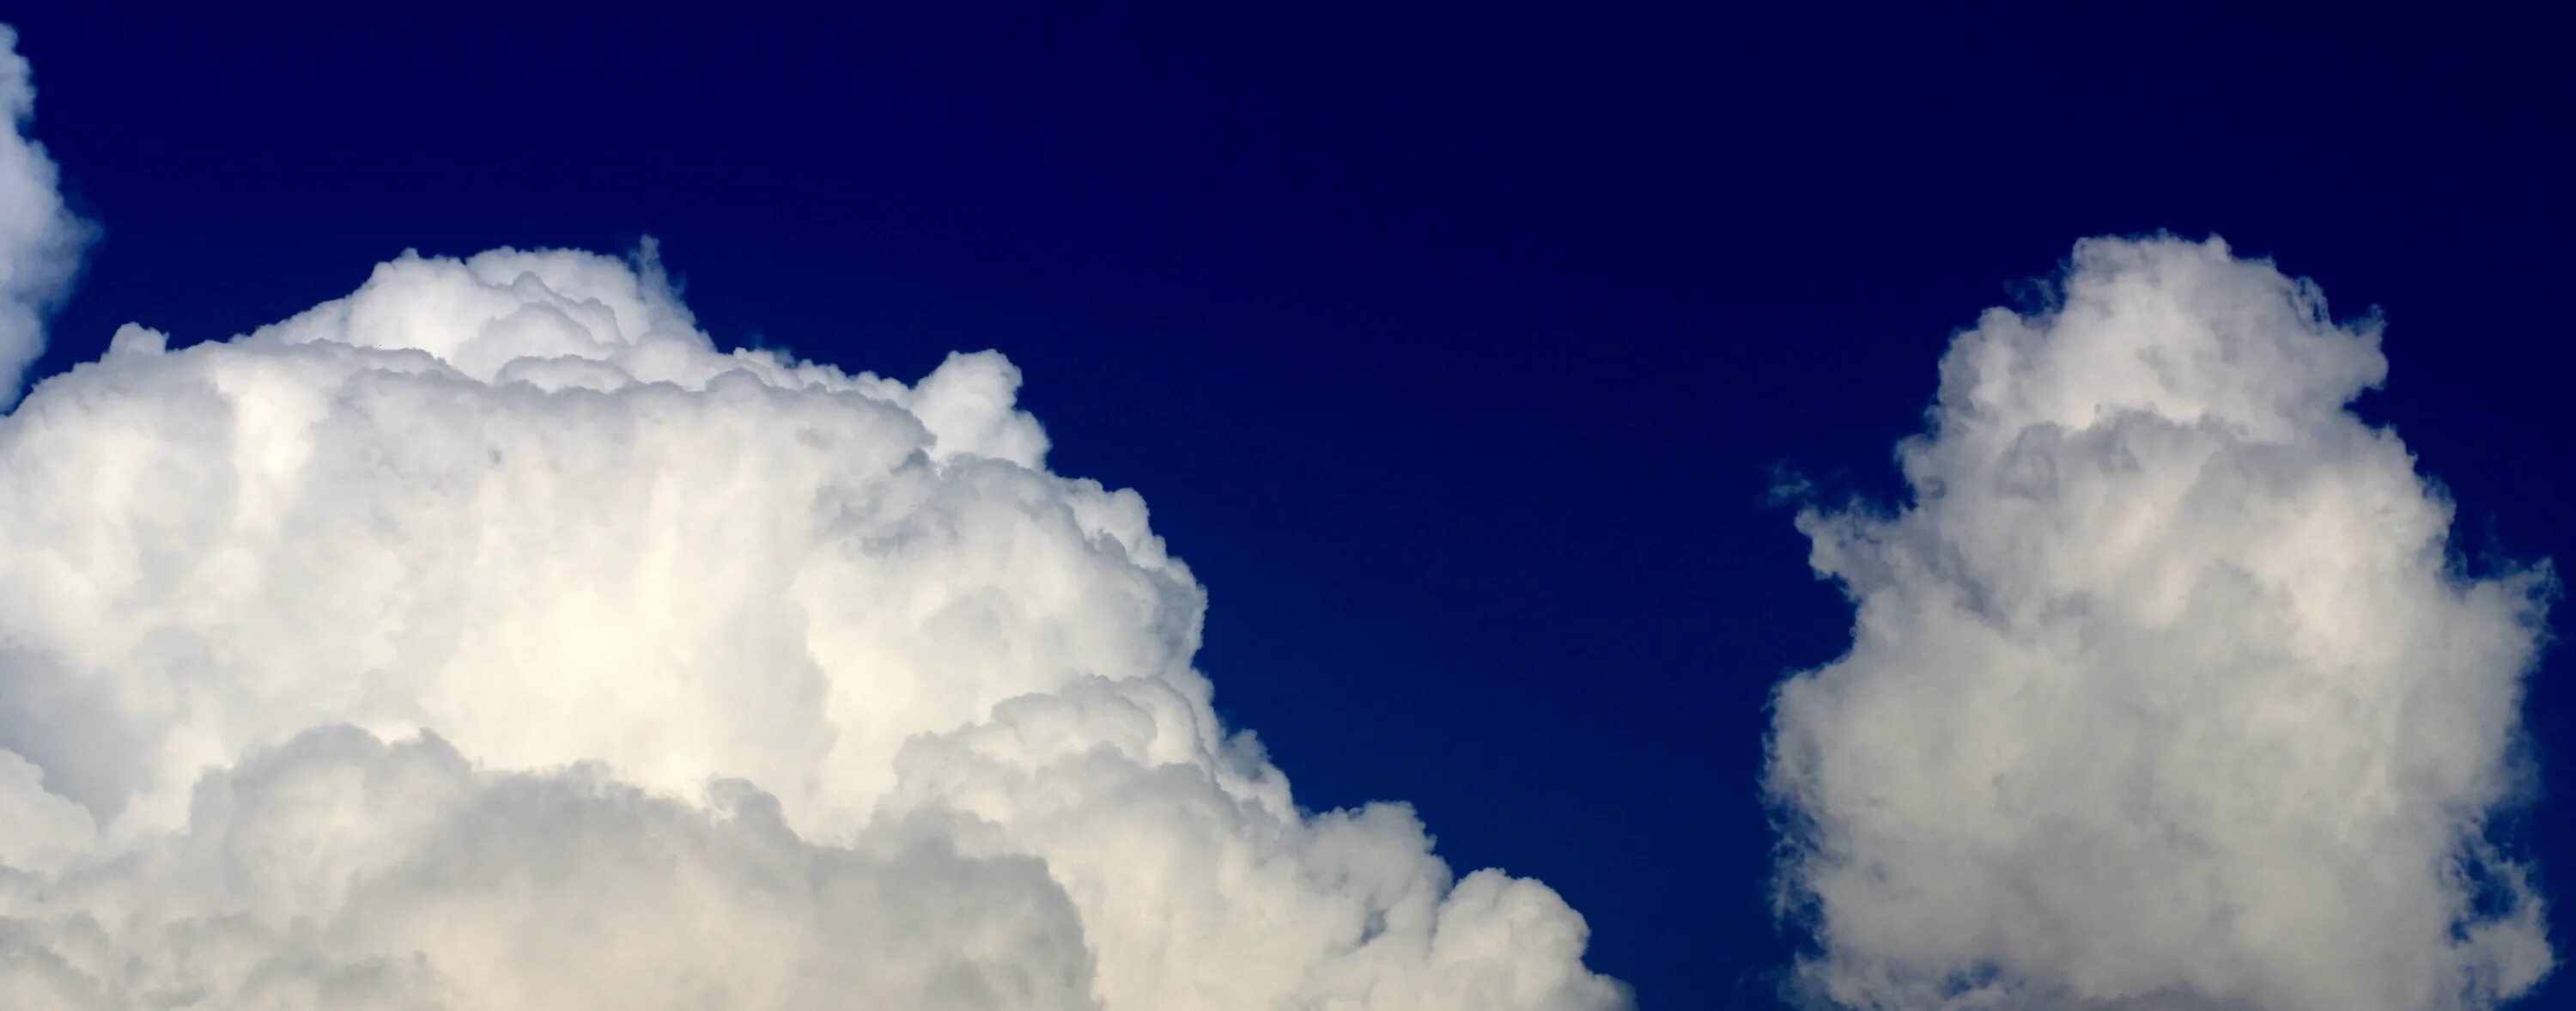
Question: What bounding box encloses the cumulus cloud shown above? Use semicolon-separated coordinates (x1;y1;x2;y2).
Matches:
1767;236;2552;1011
0;41;1627;1007
0;27;90;405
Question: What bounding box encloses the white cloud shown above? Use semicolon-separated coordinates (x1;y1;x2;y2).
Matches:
0;27;90;406
0;35;1627;1003
1767;236;2552;1011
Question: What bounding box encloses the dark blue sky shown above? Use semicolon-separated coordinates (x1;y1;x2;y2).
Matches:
10;5;2571;1006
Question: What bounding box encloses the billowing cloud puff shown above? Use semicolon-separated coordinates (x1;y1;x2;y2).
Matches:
0;27;89;405
0;43;1626;1007
1767;236;2552;1011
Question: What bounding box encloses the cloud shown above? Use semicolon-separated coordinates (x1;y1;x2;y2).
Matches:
1766;236;2552;1011
0;27;91;406
0;45;1629;1005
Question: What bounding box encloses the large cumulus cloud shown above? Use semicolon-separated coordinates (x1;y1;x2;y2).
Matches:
0;31;1626;1008
1768;236;2552;1011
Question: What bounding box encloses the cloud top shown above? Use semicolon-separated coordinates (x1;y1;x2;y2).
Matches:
0;26;91;405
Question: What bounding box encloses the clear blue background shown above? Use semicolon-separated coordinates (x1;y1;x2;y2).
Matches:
11;5;2570;1006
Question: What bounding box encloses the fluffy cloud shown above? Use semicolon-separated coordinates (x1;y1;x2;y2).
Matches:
0;26;89;405
0;33;1626;1008
1767;236;2552;1011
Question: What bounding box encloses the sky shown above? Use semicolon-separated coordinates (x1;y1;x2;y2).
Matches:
2;5;2572;1009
